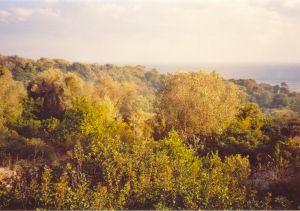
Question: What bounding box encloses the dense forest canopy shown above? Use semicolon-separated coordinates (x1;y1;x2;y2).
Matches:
0;54;299;209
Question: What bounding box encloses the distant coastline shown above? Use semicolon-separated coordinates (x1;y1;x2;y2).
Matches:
147;63;300;91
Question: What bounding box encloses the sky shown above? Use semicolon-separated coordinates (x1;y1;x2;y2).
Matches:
0;0;300;65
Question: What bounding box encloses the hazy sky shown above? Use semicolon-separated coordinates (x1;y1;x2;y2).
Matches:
0;0;300;64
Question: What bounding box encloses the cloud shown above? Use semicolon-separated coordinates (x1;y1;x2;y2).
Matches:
13;8;33;21
250;0;300;18
0;0;299;63
0;7;60;23
0;8;33;22
0;10;10;22
37;8;60;17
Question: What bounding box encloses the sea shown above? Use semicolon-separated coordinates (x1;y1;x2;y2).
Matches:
147;63;300;91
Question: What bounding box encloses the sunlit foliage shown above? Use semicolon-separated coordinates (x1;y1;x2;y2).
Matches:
157;71;244;138
0;55;299;209
0;66;26;129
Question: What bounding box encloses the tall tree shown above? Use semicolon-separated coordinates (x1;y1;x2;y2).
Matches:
27;69;84;119
0;66;26;128
157;71;243;138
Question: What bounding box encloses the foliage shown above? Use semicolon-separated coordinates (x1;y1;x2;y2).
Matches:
231;79;300;112
0;55;299;209
0;132;262;210
0;66;26;129
221;103;270;156
27;69;84;119
157;71;243;138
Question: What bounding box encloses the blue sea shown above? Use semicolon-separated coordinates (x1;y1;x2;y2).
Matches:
148;63;300;91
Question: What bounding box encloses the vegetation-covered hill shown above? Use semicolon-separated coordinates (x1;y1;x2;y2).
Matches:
0;54;299;209
231;78;300;113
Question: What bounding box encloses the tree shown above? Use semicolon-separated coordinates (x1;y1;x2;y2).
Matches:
271;94;289;108
280;82;289;94
145;69;163;88
92;75;138;121
0;66;26;129
27;69;84;119
221;103;270;158
156;71;244;138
